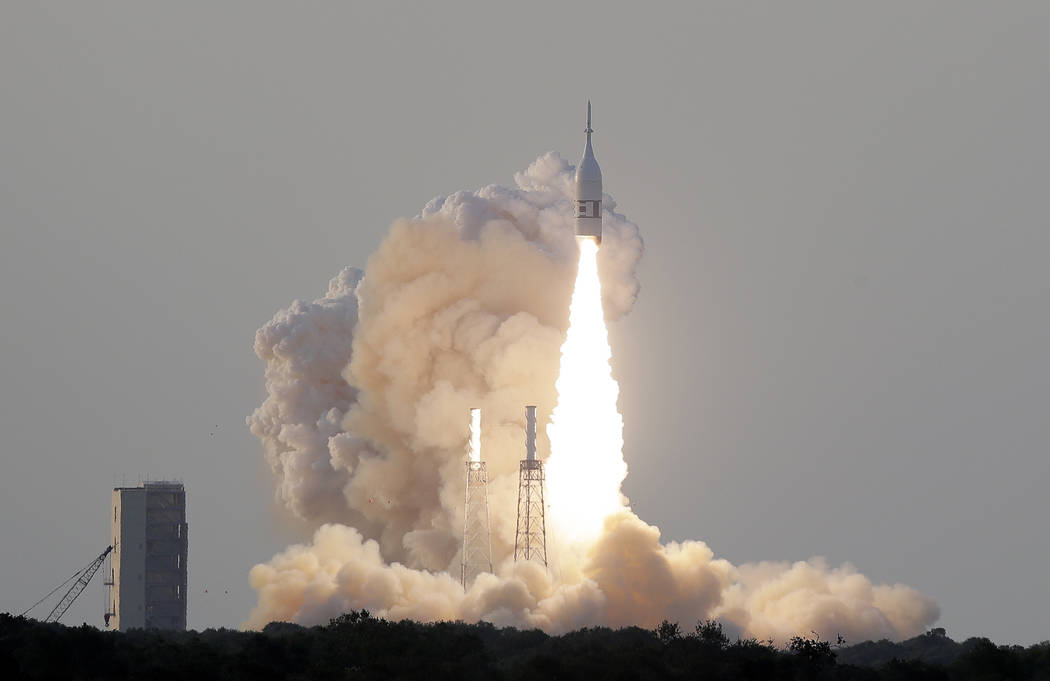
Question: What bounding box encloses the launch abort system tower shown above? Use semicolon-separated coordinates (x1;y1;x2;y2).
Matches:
461;408;493;587
514;406;547;566
106;481;188;631
574;101;603;243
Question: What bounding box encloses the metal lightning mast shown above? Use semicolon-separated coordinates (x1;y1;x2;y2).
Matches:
461;408;492;587
514;406;547;566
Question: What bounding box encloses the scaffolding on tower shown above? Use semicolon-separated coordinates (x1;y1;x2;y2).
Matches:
461;408;492;588
514;406;547;567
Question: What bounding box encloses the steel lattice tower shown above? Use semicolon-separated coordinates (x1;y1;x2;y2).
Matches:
461;409;492;587
514;406;547;567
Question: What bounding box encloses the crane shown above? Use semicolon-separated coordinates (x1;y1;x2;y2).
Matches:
19;545;113;624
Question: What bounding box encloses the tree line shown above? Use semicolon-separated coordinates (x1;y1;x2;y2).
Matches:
1;611;1048;680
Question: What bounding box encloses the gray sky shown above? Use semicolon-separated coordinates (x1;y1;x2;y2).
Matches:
1;2;1047;644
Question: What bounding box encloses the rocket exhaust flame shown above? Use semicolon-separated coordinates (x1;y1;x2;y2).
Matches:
546;237;628;544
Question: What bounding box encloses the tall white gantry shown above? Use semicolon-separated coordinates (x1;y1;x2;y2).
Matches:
461;409;492;587
514;406;548;567
106;481;188;631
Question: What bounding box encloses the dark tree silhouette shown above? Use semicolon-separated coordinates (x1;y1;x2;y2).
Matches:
1;612;1047;681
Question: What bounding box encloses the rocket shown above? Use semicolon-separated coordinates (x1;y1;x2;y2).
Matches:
575;101;603;244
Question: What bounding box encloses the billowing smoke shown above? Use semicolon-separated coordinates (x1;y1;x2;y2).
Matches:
245;153;938;641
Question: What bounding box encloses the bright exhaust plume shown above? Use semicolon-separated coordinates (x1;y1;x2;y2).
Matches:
546;237;628;544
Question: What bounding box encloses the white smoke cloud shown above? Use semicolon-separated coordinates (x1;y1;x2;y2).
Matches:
248;267;364;525
245;153;938;641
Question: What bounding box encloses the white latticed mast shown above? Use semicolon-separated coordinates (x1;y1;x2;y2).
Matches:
514;405;547;567
461;408;492;587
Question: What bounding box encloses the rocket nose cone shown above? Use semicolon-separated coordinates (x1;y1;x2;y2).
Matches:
576;102;601;182
576;142;602;182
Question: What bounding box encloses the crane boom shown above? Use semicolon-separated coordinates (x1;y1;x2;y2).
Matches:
44;545;113;623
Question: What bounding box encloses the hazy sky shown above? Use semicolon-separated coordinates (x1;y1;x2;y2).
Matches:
1;2;1047;644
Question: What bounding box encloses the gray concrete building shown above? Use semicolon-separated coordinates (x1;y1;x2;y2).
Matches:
106;481;187;631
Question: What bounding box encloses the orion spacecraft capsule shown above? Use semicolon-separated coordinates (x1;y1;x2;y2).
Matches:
575;101;603;244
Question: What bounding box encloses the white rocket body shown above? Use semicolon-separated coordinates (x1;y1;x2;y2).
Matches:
575;102;603;244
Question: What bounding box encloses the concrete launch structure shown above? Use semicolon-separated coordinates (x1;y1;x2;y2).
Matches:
514;406;547;566
575;102;603;243
106;481;187;631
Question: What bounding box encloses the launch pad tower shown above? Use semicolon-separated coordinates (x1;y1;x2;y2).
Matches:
514;406;547;567
461;409;492;587
107;481;187;631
